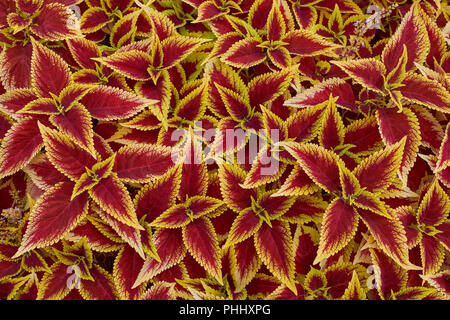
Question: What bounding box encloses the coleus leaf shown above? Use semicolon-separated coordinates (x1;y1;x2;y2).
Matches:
283;141;344;193
31;39;73;98
254;220;296;294
182;217;222;284
133;228;186;288
352;138;406;194
314;198;358;264
113;245;146;300
229;238;261;293
381;3;429;73
113;143;174;183
0;117;47;179
81;85;158;120
38;123;97;181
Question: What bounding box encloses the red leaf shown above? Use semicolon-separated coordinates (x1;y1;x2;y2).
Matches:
31;39;72;98
183;218;222;283
90;175;143;230
314;198;358;263
0;117;45;179
31;3;81;40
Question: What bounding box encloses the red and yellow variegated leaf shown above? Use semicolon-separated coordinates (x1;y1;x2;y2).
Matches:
205;59;247;117
319;95;344;149
38;123;97;181
12;182;89;258
242;146;286;189
281;195;327;224
194;1;225;22
254;220;296;294
215;84;251;122
369;248;408;300
248;66;296;107
113;143;173;183
0;45;33;91
230;237;261;292
140;282;176;300
161;36;208;68
109;10;140;49
436;123;450;172
36;263;71;300
304;267;327;296
134;165;182;223
31;3;82;41
133;228;185;288
314;198;358;264
67;38;102;70
344;115;383;155
96;50;152;81
286;103;325;142
284;78;356;111
266;0;285;42
89;174;143;230
421;270;450;298
95;205;146;260
273;164;320;197
292;5;317;30
0;117;45;179
359;209;417;270
224;208;262;248
339;164;360;199
79;264;118;300
376;107;421;182
81;85;157;120
179;134;208;200
282;30;339;56
398;73;450;113
332;58;385;93
248;0;274;30
113;245;146;300
19;98;58;115
151;196;222;228
218;164;257;212
283;142;344;193
31;39;72;98
420;235;445;275
268;47;291;69
412;105;444;154
417;179;449;226
353;191;389;218
342;271;366;300
395;206;420;249
24;153;69;190
50;103;95;155
0;88;36;119
80;7;113;33
381;3;429;73
67;219;122;253
174;82;208;122
352;138;406;194
137;4;177;39
392;287;439;300
0;259;21;280
182;218;222;284
221;38;266;68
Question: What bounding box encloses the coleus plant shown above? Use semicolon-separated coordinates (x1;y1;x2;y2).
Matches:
0;0;450;301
